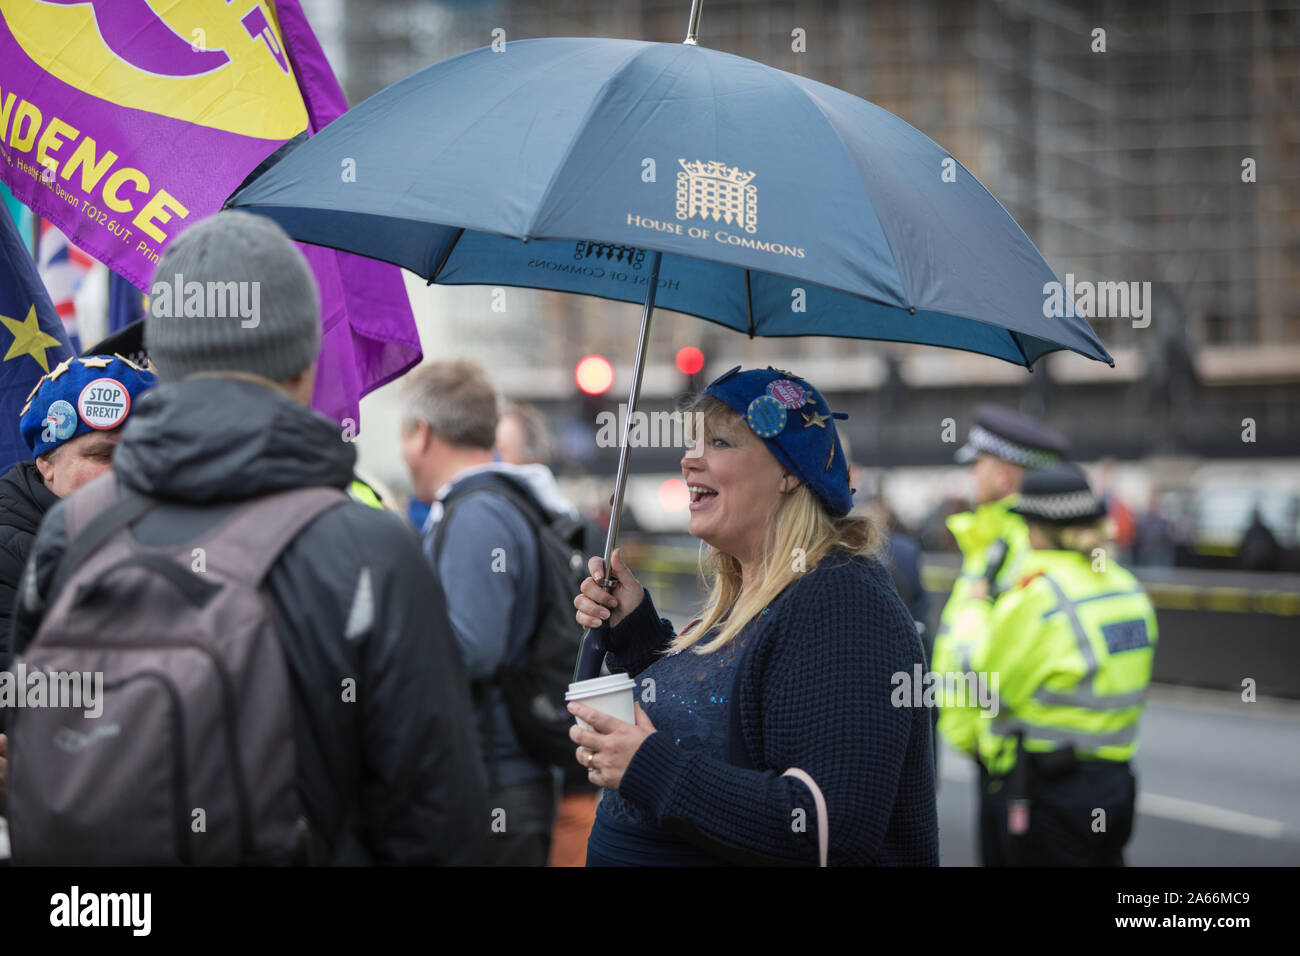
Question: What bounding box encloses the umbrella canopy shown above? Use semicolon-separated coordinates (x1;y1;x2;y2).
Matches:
230;36;1111;368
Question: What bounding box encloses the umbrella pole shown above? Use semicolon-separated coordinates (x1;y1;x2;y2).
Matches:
573;249;664;682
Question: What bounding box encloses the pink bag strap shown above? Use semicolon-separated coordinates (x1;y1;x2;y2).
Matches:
783;768;828;867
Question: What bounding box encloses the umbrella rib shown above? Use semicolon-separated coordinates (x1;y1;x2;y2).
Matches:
1011;331;1033;371
524;42;666;239
428;228;464;284
778;73;914;314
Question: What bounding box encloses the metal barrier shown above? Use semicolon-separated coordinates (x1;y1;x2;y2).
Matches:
624;541;1300;699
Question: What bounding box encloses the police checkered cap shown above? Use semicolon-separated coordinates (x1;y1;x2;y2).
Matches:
956;424;1063;469
954;404;1068;468
1009;462;1108;525
1012;489;1107;524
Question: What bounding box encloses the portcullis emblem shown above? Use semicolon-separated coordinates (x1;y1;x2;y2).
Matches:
676;160;757;233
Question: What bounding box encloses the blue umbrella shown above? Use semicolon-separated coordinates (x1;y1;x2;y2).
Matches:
229;19;1112;678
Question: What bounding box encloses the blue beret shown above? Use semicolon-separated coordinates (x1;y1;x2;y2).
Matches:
703;366;854;517
954;403;1068;468
20;354;158;458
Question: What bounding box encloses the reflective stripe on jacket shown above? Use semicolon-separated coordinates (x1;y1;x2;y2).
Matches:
969;549;1158;776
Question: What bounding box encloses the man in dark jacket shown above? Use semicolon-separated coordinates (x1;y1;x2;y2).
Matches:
7;211;490;864
0;460;57;641
401;360;558;865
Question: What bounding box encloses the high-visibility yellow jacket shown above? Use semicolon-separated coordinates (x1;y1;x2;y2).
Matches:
349;477;385;510
959;549;1158;777
932;496;1030;755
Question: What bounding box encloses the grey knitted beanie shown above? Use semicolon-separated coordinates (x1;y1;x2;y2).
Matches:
146;211;321;384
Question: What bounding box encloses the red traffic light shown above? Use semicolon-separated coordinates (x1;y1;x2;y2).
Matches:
675;346;705;376
575;354;614;395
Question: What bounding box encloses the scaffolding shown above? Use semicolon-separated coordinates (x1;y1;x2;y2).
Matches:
327;0;1299;386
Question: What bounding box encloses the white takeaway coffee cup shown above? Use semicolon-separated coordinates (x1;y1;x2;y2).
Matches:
566;674;637;730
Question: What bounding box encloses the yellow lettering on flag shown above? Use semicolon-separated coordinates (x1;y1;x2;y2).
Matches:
1;0;307;140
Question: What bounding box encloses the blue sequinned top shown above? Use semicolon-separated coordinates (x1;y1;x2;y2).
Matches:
586;612;763;865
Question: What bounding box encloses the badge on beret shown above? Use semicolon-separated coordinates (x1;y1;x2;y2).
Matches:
766;378;808;410
746;394;787;438
78;378;131;430
43;400;76;442
802;409;829;429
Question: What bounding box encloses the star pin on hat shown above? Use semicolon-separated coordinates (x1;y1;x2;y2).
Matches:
20;354;157;457
954;403;1069;469
704;366;853;516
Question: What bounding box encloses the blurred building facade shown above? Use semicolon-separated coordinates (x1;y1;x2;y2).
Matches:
315;0;1298;497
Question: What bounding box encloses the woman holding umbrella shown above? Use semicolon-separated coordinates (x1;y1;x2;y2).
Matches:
570;366;939;866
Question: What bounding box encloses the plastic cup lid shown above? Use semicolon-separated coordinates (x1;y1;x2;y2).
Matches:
566;673;636;698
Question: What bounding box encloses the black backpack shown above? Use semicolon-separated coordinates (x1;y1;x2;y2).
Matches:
7;474;345;864
431;471;596;787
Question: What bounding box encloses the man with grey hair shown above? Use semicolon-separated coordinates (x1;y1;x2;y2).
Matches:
497;401;552;466
401;360;560;866
11;211;489;865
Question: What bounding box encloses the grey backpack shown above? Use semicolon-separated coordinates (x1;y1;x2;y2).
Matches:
6;473;346;865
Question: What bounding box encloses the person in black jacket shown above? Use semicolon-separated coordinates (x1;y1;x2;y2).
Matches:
0;460;58;640
0;354;157;643
6;211;490;864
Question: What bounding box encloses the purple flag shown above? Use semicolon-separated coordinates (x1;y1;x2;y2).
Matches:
271;1;422;425
0;0;420;427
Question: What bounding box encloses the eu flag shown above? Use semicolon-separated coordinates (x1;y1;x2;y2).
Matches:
0;208;74;474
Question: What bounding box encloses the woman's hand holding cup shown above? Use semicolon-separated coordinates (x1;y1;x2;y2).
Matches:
574;547;644;630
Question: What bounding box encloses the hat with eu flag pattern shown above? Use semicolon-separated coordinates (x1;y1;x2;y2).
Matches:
20;355;157;458
703;366;854;516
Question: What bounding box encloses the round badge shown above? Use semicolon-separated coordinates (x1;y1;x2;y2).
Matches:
766;378;807;410
78;378;131;430
43;400;77;441
746;395;787;438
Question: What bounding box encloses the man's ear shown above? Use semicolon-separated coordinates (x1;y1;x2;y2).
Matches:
409;419;441;456
34;451;54;487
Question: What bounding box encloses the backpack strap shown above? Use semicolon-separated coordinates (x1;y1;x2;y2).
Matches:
437;472;551;544
429;472;550;794
49;472;155;604
199;486;350;584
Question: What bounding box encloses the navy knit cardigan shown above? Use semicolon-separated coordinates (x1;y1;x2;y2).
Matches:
609;551;940;866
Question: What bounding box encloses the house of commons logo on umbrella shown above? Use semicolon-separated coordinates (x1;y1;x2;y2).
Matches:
676;159;757;233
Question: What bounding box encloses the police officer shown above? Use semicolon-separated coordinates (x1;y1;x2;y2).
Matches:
932;404;1070;761
955;463;1158;865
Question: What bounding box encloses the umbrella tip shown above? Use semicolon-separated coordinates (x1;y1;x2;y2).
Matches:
683;0;704;45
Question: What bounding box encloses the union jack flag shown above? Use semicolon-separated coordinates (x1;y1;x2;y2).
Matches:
36;220;95;353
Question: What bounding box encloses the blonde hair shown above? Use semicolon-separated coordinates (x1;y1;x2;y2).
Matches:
1042;519;1110;557
671;395;883;655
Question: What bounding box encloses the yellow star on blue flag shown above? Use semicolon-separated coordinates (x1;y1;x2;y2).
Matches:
1;305;64;373
0;206;75;471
